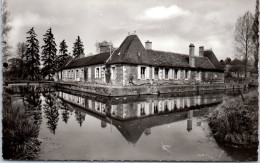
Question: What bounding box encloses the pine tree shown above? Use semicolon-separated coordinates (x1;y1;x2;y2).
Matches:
41;28;57;80
55;39;69;69
72;36;84;59
24;27;40;80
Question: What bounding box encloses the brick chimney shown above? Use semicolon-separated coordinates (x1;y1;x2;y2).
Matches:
199;46;204;57
189;43;195;67
145;40;152;50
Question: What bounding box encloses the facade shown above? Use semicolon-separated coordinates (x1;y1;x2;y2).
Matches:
58;34;224;86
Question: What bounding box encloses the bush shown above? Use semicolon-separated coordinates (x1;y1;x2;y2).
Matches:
208;90;258;147
2;94;41;160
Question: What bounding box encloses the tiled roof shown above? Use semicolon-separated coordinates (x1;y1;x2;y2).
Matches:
62;35;223;71
62;52;110;69
106;35;152;65
107;35;222;71
147;50;216;69
203;50;223;69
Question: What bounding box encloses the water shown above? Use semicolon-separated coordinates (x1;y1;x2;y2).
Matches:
4;85;257;161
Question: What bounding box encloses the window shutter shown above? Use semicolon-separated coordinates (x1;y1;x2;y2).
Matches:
137;104;141;116
95;67;97;78
189;70;191;79
146;66;150;79
152;67;154;79
137;66;141;79
159;68;162;80
99;66;101;78
169;69;172;79
162;69;165;79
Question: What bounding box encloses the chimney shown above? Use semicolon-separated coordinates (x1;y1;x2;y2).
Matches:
99;42;110;53
199;46;204;57
145;40;152;50
189;43;195;67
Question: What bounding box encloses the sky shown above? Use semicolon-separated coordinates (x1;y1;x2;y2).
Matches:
6;0;256;60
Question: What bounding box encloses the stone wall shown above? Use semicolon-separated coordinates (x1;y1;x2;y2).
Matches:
122;64;224;86
57;82;226;96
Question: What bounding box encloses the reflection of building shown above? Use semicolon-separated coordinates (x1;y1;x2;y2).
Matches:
58;90;226;144
58;91;223;120
144;128;151;136
101;121;107;128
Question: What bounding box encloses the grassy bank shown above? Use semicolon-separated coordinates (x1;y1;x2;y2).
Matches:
2;94;41;160
208;89;258;147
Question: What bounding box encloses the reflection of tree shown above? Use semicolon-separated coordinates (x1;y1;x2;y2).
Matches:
75;110;86;127
42;92;59;134
60;101;70;124
23;86;42;126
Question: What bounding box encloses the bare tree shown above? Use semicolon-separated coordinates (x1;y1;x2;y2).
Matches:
16;42;27;59
252;0;259;70
2;0;12;63
234;11;255;79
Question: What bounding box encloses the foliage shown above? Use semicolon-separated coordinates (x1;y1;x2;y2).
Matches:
2;0;12;63
2;92;42;160
55;39;69;70
24;27;41;80
234;11;255;79
209;90;258;147
72;36;84;59
16;42;27;59
7;58;24;80
41;28;57;80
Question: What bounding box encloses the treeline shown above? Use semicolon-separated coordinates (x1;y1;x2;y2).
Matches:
4;27;85;81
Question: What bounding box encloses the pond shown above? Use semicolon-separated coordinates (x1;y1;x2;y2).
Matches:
3;85;258;161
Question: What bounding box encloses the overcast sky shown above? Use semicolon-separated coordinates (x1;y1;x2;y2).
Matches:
7;0;256;60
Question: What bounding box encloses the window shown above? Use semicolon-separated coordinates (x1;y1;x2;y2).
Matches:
111;67;116;79
95;67;100;78
141;67;146;79
174;69;178;79
165;68;169;79
196;71;201;80
185;70;189;79
81;69;84;78
76;70;79;78
154;68;159;79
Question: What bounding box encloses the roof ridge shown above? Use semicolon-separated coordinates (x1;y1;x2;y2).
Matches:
147;49;205;58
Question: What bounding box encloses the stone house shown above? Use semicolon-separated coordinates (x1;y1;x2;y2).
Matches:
58;34;224;85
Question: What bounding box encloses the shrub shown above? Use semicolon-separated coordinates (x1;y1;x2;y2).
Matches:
208;90;258;147
2;94;41;160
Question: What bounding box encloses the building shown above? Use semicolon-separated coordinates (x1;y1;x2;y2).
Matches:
225;64;257;79
57;34;224;86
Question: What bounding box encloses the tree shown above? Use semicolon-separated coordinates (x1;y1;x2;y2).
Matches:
72;36;84;59
16;42;27;59
224;57;232;64
41;28;57;80
252;0;259;70
234;11;254;79
24;27;41;80
55;39;69;70
95;40;115;53
2;0;12;64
